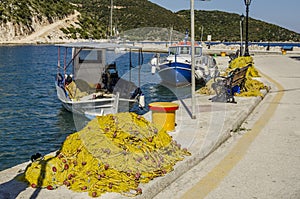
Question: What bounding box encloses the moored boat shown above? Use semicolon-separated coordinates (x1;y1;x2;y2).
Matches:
150;41;219;87
55;42;144;118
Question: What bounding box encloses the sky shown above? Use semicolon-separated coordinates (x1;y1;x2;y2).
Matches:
149;0;300;34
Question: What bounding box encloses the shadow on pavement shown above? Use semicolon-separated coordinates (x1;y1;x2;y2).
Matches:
0;173;27;199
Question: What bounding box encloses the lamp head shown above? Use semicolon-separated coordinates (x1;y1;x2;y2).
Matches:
244;0;252;6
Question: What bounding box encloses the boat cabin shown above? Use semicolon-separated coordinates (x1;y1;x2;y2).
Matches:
168;45;202;56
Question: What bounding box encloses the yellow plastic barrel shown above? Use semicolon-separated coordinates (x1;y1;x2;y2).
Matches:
281;50;286;55
221;51;226;57
149;102;179;132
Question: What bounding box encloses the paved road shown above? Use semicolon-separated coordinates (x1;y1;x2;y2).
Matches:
155;55;300;199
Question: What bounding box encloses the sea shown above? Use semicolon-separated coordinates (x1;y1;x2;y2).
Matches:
0;45;193;171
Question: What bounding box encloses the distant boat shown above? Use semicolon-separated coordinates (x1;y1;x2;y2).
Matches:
55;42;144;118
150;41;219;87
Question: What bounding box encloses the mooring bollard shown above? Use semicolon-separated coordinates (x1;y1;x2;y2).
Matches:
149;102;179;132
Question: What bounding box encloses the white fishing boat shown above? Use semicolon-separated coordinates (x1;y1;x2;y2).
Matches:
55;42;144;118
150;41;219;87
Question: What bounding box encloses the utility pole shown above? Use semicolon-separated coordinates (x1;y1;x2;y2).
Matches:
191;0;196;119
191;0;211;119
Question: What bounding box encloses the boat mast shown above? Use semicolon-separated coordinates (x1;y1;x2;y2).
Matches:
169;27;173;46
110;0;113;37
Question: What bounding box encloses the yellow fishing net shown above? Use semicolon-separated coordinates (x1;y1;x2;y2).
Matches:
65;81;88;100
198;56;268;96
24;112;190;197
227;55;260;78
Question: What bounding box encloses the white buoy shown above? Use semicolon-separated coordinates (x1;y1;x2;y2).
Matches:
150;57;157;66
139;94;145;108
151;65;156;74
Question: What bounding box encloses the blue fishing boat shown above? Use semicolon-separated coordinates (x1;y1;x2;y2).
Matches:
150;41;219;87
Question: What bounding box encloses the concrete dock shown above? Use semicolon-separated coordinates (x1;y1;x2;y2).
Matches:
1;54;299;198
155;54;300;199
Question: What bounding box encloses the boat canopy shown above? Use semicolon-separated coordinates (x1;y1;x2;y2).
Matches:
56;41;143;89
55;41;142;50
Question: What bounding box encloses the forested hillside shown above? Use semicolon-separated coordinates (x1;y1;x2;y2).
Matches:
177;10;300;42
1;0;299;42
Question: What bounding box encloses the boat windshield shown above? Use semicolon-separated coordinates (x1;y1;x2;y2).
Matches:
195;47;202;56
79;49;103;63
169;47;177;55
180;46;190;55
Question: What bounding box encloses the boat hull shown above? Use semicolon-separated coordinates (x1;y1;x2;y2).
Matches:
55;84;120;117
158;62;191;87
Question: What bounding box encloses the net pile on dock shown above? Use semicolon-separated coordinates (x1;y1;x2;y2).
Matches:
198;56;268;96
24;112;190;197
228;56;268;97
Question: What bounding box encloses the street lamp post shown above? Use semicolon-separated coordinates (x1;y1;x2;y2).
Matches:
244;0;251;56
240;14;244;56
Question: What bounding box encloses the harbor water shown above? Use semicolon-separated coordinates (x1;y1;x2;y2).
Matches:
0;45;192;171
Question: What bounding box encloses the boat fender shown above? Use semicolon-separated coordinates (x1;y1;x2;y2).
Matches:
150;57;158;66
139;94;145;108
151;65;156;74
150;53;160;66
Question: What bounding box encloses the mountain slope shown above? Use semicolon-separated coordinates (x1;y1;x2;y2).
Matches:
1;0;299;43
0;0;75;42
